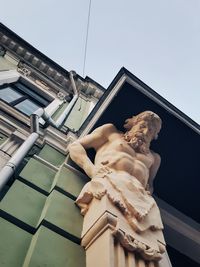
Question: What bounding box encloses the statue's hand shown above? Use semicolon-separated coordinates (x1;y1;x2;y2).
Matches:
91;164;111;179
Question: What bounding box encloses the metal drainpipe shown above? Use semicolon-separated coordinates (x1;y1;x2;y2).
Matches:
0;118;40;191
55;71;79;127
0;71;79;191
39;70;79;128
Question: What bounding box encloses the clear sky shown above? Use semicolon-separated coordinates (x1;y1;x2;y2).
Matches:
1;0;200;124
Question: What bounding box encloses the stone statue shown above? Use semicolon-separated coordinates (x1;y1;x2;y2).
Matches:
69;111;166;260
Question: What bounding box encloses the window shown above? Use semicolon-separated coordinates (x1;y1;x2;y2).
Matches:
0;82;50;116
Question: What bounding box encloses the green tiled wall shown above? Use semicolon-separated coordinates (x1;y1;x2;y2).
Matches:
0;143;87;266
23;227;85;267
38;144;66;167
19;158;57;193
0;218;85;267
0;218;32;267
0;179;84;238
43;190;83;238
56;165;88;198
0;180;47;228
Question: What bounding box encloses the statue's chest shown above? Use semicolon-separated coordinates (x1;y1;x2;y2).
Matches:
111;139;136;155
135;153;154;168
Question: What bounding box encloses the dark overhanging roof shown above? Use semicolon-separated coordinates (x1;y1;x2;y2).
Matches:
80;67;200;134
79;67;200;224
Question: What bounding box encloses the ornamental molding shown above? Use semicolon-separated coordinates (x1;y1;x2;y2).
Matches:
81;195;165;262
17;65;31;77
0;32;69;92
113;228;163;261
0;112;73;153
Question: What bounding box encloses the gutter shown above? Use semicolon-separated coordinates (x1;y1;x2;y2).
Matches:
41;71;79;128
0;71;79;191
55;71;79;127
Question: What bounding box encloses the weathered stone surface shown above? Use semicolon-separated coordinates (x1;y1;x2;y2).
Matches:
69;111;166;264
0;132;8;145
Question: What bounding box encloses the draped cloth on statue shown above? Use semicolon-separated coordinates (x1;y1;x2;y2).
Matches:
76;170;164;233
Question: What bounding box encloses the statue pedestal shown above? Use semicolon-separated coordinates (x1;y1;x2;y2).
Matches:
81;195;171;267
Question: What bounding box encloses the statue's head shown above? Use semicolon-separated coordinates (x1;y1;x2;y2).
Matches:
123;111;162;154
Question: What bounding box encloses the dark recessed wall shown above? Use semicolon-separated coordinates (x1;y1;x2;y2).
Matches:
92;82;200;223
167;246;199;267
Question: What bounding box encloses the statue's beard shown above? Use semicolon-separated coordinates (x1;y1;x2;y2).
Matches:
124;130;150;154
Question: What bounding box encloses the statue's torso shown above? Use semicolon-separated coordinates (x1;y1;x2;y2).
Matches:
94;133;154;187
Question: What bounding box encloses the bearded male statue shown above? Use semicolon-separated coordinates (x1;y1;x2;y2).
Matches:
69;111;166;260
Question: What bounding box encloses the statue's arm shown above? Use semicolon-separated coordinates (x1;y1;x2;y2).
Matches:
68;124;116;178
148;152;161;193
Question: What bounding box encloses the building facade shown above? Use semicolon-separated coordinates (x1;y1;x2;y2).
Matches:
0;23;199;267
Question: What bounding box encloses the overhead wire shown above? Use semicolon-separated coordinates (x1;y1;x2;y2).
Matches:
82;0;92;78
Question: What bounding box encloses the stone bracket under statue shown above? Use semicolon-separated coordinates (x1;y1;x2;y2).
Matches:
68;111;168;266
77;175;166;263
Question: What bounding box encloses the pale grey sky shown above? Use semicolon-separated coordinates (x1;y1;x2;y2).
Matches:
1;0;200;124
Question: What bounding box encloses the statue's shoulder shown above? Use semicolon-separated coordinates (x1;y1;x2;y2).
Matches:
102;123;116;130
93;123;117;136
150;150;161;159
150;150;161;166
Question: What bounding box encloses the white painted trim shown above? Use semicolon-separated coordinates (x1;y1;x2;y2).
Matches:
0;69;20;85
20;75;56;101
43;127;73;153
33;154;59;172
0;114;71;152
80;75;127;137
39;98;63;124
88;100;96;114
0;116;16;136
0;72;64;126
44;99;63;116
0;101;30;125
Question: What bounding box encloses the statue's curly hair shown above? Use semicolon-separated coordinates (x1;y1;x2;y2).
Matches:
124;111;162;154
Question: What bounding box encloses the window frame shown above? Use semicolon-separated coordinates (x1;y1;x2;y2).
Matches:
0;81;50;116
0;73;68;131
